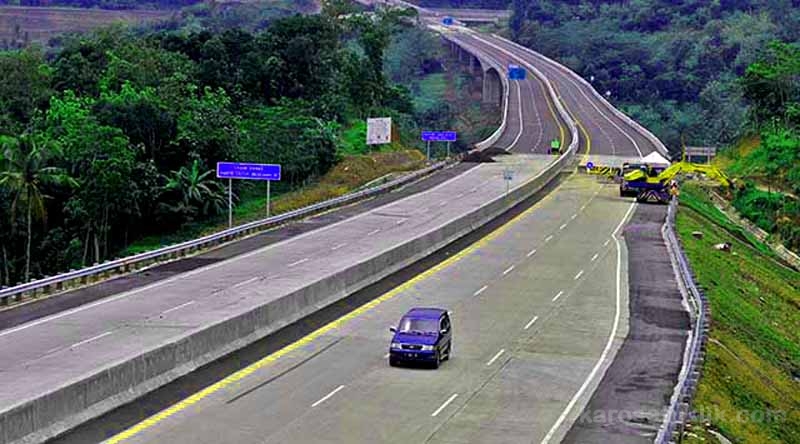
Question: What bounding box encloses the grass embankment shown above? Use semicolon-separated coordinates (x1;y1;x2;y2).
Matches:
123;150;425;254
676;183;800;444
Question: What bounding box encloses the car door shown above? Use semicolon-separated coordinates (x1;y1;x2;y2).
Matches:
439;315;451;352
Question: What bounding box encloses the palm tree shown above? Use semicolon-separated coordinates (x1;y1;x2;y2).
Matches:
165;159;227;217
0;134;76;282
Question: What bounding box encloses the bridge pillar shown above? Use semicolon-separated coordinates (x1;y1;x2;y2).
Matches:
482;67;502;106
470;55;481;75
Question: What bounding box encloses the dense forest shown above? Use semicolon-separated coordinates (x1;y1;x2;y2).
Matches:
0;6;428;286
510;0;800;150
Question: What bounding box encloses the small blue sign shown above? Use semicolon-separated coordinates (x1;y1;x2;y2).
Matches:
422;131;457;142
442;16;454;25
586;162;595;170
217;162;281;181
508;64;526;80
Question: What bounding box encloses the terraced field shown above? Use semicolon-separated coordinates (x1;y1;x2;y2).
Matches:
0;6;172;42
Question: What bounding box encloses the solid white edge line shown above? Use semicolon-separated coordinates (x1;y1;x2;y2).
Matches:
574;270;584;280
486;349;505;366
552;290;564;302
506;81;526;150
161;300;196;315
431;393;459;417
70;331;112;349
503;265;515;275
539;201;636;444
473;285;488;297
311;384;345;408
524;315;539;330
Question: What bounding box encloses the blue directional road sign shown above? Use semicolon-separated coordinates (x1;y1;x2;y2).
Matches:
422;131;457;142
586;161;595;170
442;16;454;25
216;162;281;181
508;64;526;80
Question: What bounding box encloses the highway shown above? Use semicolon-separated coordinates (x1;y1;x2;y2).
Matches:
0;15;683;444
451;30;661;160
63;27;648;444
99;176;633;444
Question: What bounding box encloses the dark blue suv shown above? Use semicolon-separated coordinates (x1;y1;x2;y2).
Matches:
389;307;452;368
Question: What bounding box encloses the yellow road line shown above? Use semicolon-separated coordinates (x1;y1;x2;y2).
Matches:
551;84;592;162
107;180;564;443
536;74;566;149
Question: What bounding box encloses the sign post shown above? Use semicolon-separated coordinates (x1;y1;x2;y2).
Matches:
421;131;457;160
503;167;513;197
217;162;282;228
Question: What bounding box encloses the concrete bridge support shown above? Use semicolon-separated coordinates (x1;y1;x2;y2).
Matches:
482;67;502;106
443;37;504;107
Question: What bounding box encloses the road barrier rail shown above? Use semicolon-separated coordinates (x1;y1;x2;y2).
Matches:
656;198;711;443
0;160;452;307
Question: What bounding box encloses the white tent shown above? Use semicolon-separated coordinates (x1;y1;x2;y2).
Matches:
641;151;670;166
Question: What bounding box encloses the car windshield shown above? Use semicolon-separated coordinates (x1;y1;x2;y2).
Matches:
398;318;438;334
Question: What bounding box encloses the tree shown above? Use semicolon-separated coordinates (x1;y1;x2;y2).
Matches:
164;159;226;219
0;134;76;282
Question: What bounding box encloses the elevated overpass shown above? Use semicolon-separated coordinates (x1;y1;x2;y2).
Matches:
0;11;686;444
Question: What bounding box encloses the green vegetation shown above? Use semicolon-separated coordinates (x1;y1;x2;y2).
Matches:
510;1;800;151
714;41;800;252
123;150;425;255
676;183;800;444
0;5;442;286
384;24;500;154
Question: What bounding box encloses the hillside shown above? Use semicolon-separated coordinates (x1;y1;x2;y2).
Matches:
677;183;800;444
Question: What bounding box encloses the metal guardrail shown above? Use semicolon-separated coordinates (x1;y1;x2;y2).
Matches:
655;198;710;443
0;160;451;305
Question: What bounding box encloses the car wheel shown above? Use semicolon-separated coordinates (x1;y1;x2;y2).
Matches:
443;343;451;361
389;356;399;367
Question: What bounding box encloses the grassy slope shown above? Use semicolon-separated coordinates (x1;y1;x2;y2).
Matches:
123;150;426;254
677;183;800;444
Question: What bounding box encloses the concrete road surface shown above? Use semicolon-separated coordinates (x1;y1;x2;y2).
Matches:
98;174;635;444
0;156;554;429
